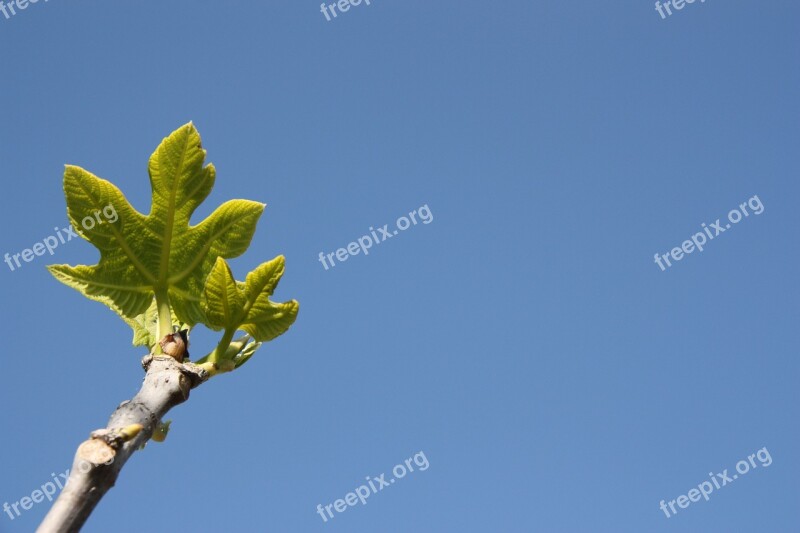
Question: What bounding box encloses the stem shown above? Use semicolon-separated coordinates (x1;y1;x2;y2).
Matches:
210;327;236;364
37;356;208;533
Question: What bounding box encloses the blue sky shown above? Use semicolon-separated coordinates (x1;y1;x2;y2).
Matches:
1;1;798;531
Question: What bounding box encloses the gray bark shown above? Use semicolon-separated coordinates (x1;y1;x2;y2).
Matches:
36;356;208;533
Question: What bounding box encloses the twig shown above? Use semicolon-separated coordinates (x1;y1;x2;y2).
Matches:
36;356;209;533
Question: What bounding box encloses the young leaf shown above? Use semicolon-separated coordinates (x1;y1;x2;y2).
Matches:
195;334;253;365
239;256;299;342
123;298;189;349
233;340;263;369
125;299;161;348
203;256;298;362
203;257;245;331
194;335;262;374
47;123;264;328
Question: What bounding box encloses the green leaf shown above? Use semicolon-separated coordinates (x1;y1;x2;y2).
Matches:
195;334;253;365
203;256;299;346
122;298;190;349
233;340;262;369
203;257;245;331
194;334;262;373
239;256;299;342
124;298;160;348
47;123;265;327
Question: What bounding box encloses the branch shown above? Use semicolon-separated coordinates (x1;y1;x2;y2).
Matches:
37;356;209;533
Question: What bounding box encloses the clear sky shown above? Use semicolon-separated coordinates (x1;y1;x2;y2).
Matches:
1;1;798;532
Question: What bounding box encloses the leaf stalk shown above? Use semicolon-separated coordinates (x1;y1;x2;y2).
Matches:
210;327;236;364
155;288;173;342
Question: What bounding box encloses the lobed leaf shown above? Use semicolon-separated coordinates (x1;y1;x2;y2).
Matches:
203;256;299;344
48;123;265;327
